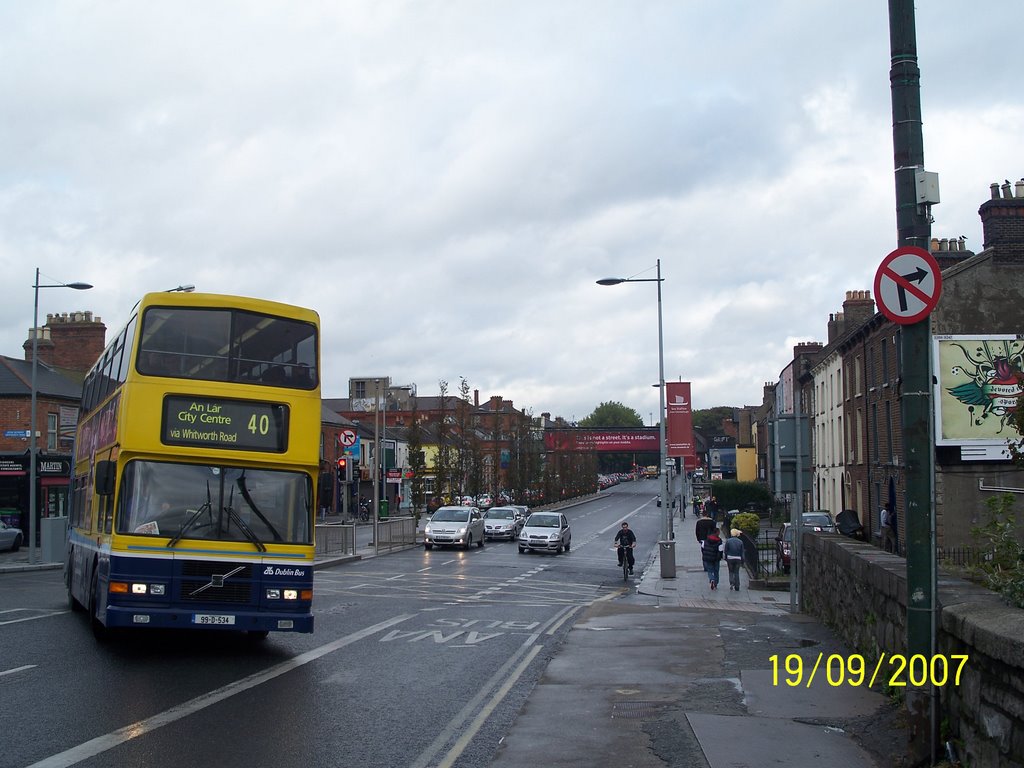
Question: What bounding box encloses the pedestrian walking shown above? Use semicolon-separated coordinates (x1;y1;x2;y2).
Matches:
705;496;719;523
692;496;700;517
695;509;714;546
724;528;745;591
701;527;723;590
880;502;897;554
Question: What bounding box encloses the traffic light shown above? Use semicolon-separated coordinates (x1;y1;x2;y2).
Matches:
337;456;352;483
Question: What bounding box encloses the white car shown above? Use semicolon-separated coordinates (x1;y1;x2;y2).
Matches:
518;512;571;554
0;520;24;552
483;506;525;540
424;506;485;550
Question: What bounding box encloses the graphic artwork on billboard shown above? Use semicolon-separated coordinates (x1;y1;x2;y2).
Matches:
934;335;1024;445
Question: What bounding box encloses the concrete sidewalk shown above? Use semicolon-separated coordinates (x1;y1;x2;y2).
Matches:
490;514;910;768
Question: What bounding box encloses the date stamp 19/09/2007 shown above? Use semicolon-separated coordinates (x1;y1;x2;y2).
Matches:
768;653;968;689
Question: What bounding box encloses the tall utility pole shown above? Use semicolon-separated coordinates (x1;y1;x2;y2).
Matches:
888;1;936;762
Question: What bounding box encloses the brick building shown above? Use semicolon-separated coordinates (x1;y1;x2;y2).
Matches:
0;311;105;537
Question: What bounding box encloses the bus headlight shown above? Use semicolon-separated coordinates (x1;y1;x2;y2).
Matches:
283;589;298;600
129;582;166;596
266;588;281;600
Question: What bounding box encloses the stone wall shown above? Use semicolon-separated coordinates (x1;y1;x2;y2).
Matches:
800;531;1024;767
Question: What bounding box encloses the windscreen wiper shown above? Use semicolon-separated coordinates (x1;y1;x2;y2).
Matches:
167;501;212;548
235;475;283;542
221;504;267;552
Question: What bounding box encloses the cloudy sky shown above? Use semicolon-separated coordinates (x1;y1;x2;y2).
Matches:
2;2;1021;424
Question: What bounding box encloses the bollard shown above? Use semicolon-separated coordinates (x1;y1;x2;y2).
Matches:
659;540;676;578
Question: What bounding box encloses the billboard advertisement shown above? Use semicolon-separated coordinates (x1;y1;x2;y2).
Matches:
543;429;659;452
665;382;696;464
933;335;1024;446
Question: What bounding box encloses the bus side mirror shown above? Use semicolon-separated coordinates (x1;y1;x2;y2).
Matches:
95;460;116;496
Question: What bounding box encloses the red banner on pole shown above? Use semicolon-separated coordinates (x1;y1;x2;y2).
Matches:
666;382;696;464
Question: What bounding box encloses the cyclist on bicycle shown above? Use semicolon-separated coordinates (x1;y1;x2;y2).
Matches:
614;522;637;574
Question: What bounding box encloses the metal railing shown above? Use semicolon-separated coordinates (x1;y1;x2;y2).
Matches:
374;516;419;552
315;522;356;557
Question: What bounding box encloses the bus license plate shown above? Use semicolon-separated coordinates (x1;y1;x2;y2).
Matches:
193;614;236;626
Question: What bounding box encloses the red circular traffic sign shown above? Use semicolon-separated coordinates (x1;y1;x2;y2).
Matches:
339;429;357;447
873;246;942;325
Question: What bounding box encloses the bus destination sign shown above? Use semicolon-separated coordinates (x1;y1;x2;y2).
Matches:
162;395;289;452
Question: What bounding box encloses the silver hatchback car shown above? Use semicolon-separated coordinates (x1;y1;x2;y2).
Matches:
483;506;524;540
424;506;485;550
518;512;571;554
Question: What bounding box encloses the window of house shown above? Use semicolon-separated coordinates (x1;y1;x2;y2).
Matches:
885;400;893;462
47;413;58;450
856;408;864;464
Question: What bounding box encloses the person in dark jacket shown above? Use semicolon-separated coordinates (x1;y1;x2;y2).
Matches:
704;496;719;523
701;527;723;590
613;521;637;573
695;510;715;545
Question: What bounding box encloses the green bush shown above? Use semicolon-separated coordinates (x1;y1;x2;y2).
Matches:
730;512;760;538
971;493;1024;609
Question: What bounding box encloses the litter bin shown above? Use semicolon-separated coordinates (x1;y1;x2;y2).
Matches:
41;516;68;564
659;540;676;578
378;500;390;520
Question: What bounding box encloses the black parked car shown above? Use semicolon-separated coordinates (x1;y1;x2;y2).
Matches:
835;509;865;540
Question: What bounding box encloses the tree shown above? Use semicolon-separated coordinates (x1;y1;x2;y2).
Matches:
407;395;426;520
692;406;738;434
579;401;643;428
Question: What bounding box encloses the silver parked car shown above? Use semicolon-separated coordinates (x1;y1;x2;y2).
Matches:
518;512;571;554
483;506;524;540
424;506;485;550
0;520;24;552
802;511;836;533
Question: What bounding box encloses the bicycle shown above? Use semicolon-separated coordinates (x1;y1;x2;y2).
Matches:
616;544;634;581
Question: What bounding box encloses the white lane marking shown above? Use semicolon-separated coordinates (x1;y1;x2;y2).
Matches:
0;610;69;626
598;502;650;535
409;605;576;768
437;645;542;768
1;664;36;677
26;614;417;768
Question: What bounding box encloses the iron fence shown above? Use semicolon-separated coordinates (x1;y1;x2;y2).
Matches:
315;522;356;556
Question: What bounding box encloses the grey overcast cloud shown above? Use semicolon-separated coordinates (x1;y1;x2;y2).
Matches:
1;2;1021;423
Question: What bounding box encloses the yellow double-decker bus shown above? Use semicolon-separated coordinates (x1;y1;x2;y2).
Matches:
66;291;320;638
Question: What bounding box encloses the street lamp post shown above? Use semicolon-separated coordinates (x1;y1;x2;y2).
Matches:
29;268;92;565
597;259;670;543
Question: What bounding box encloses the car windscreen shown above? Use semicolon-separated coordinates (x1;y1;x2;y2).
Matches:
803;514;831;527
485;509;515;519
431;509;469;522
526;515;558;528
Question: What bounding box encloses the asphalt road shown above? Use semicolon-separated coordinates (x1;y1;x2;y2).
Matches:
1;482;663;768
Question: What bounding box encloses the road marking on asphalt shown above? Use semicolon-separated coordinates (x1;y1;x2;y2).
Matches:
0;608;68;626
1;664;36;677
25;613;417;768
409;605;577;768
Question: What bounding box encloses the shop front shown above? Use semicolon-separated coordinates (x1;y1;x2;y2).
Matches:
0;452;71;543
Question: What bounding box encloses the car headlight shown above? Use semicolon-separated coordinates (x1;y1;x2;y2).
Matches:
424;525;432;534
549;534;559;540
458;526;467;534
